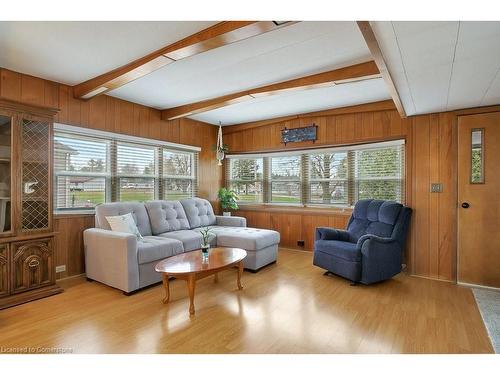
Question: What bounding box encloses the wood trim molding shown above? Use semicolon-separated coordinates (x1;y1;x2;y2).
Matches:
357;21;407;118
73;21;297;99
161;61;381;120
0;98;59;117
222;99;397;134
237;205;353;217
454;104;500;116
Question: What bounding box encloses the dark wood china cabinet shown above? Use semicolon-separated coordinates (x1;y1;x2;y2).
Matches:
0;99;62;309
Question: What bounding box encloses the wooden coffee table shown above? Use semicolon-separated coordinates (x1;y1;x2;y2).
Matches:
154;247;247;316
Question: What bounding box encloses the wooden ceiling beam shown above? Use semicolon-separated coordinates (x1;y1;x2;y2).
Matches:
356;21;406;118
161;61;381;120
73;21;297;99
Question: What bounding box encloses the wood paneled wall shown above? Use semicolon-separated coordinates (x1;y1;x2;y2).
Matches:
0;67;222;279
223;105;458;282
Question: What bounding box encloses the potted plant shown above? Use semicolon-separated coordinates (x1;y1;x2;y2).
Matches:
199;226;214;257
218;188;239;216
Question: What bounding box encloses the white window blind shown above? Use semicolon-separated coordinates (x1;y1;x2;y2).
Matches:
226;157;264;203
116;142;158;202
226;140;405;207
307;151;349;206
54;124;199;211
54;133;110;209
270;155;302;204
352;144;405;203
163;149;198;200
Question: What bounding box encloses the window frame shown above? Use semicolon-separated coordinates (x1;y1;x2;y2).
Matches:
226;139;405;209
53;123;200;213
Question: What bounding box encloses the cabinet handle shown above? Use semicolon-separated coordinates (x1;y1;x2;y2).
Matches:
28;259;40;268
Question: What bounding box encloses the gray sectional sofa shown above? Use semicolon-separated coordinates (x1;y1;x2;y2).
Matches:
83;198;280;293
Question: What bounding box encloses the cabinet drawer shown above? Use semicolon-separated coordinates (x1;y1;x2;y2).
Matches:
0;244;8;297
10;238;54;294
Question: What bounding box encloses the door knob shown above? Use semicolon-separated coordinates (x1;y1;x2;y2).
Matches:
461;202;470;209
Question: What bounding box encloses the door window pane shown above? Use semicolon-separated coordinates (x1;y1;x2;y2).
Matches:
471;129;484;183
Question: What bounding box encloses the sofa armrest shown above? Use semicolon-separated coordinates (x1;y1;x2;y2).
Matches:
83;228;140;293
315;227;351;242
215;215;247;227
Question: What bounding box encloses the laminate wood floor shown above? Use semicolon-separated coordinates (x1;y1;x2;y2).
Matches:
0;249;493;354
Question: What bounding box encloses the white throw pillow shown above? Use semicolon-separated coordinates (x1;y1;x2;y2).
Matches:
105;213;143;240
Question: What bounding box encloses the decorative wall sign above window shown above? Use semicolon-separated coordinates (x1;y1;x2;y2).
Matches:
281;124;317;145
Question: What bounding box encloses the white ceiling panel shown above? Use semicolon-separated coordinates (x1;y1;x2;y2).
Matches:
448;22;500;109
0;21;216;85
373;21;500;116
109;21;372;109
189;78;390;125
392;21;459;114
482;71;500;106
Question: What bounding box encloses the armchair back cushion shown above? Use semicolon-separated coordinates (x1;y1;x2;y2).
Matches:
180;198;216;229
95;202;153;236
347;199;403;242
144;200;190;235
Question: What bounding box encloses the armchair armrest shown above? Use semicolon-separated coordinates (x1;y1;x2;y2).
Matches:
356;234;402;284
215;215;247;227
315;227;351;242
83;228;140;293
357;234;398;248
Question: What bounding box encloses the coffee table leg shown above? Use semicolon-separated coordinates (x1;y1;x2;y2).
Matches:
237;261;243;290
162;274;170;304
187;274;196;315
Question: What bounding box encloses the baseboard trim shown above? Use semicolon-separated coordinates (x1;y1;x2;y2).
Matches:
56;273;86;282
458;282;500;291
409;274;455;284
278;246;311;253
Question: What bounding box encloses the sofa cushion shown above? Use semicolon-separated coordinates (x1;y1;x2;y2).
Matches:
95;202;152;236
180;198;216;228
144;200;190;235
158;230;208;252
137;236;184;264
206;226;280;251
314;239;361;262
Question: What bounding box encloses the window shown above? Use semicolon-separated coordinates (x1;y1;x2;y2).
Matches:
227;157;264;203
116;142;157;202
353;145;404;202
54;134;110;210
54;124;199;211
307;151;349;205
270;155;301;204
226;140;405;207
163;150;197;200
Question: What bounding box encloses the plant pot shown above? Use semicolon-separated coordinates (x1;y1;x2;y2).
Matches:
201;245;210;254
223;212;231;216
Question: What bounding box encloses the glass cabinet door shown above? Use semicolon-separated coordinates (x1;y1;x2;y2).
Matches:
0;115;12;234
21;118;50;231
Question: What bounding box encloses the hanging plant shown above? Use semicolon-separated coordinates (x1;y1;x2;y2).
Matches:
214;122;228;166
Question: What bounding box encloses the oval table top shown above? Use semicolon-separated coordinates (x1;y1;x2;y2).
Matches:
154;247;247;275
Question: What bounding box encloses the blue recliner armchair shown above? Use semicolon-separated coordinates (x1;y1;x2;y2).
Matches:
313;199;412;285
